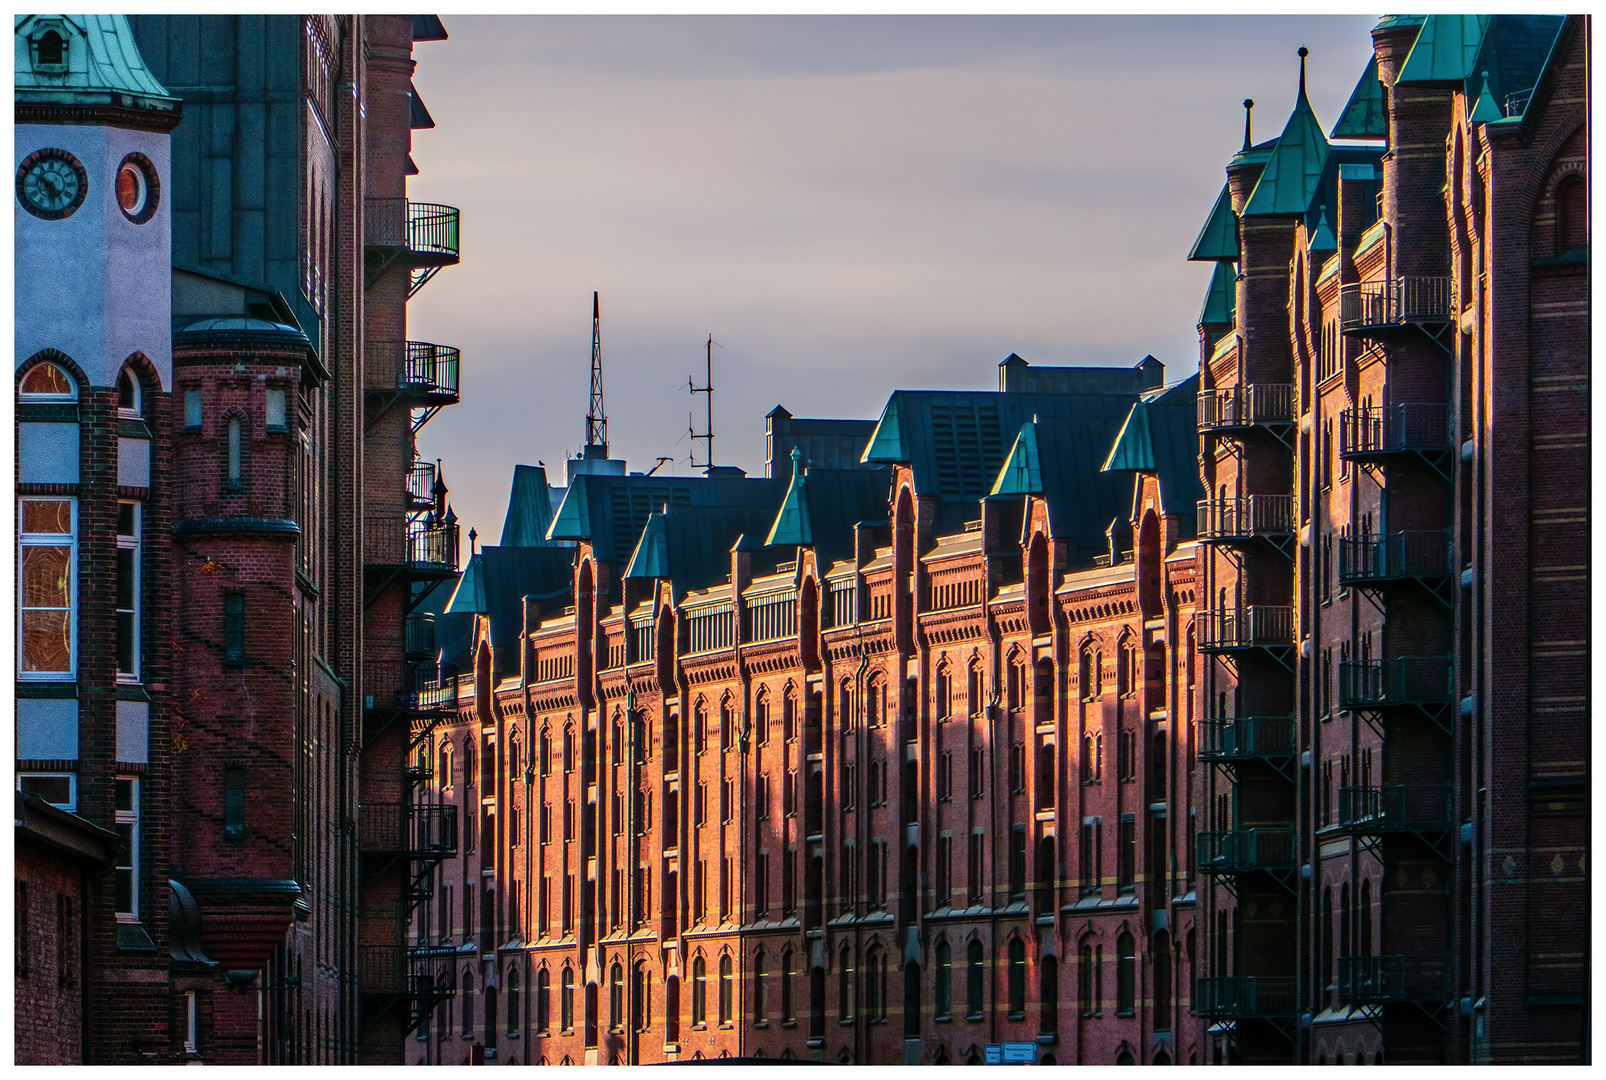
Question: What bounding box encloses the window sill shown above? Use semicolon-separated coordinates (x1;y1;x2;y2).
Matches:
1006;1012;1025;1022
754;1021;769;1029
780;1020;797;1029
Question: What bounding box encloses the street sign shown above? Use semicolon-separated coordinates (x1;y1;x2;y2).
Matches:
984;1043;1038;1065
984;1045;1003;1065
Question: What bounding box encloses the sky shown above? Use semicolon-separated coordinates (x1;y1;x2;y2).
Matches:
404;14;1381;546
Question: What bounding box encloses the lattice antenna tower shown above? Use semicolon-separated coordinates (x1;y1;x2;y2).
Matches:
584;291;608;455
688;334;718;469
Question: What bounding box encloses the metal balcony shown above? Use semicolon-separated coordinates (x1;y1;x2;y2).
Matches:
366;340;460;404
407;460;438;511
1197;496;1294;545
1335;785;1451;835
1197;383;1294;433
1338;657;1451;710
1197;716;1295;763
358;943;458;1032
1337;955;1450;1005
364;514;459;576
366;198;460;266
1339;404;1450;462
1339;276;1452;334
1195;829;1296;875
405;613;436;660
1339;531;1451;585
1192;976;1298;1019
358;802;458;858
1196;606;1293;654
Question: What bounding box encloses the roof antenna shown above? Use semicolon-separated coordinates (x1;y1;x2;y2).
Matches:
1242;98;1255;151
1298;46;1309;104
584;291;608;458
689;334;719;471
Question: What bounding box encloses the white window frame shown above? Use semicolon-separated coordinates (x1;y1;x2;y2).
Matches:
116;501;141;682
18;361;77;402
114;776;140;920
17;772;76;811
117;367;141;419
18;496;76;680
184;990;199;1054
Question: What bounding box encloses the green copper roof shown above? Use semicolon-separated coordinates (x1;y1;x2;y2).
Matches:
14;14;179;112
1099;376;1205;535
446;553;486;614
1374;15;1427;31
764;448;813;547
1189;183;1239;262
1199;261;1237;326
860;395;907;463
989;421;1043;497
1330;57;1387;139
499;464;558;547
624;512;671;579
1243;58;1331;218
1469;71;1504;122
1101;402;1155;473
1398;14;1492;84
546;475;593;542
1307;205;1337;251
1230;138;1277;168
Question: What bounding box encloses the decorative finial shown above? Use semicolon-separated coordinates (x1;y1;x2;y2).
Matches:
1242;99;1255;152
1298;47;1309;102
469;527;477;554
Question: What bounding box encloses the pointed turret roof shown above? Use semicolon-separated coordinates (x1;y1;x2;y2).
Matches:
764;448;813;547
1307;205;1337;252
1199;261;1237;326
1330;56;1387;140
1243;49;1331;218
1188;183;1238;262
1398;14;1492;85
989;420;1044;498
499;464;557;547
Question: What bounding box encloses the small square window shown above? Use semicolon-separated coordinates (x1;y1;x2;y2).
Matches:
184;389;202;430
18;773;75;811
265;388;287;431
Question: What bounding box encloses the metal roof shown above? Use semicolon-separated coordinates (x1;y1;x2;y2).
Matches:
1330;56;1387;140
1307;204;1337;252
767;465;892;574
1242;60;1331;218
989;421;1043;497
1398;14;1491;84
765;449;813;547
547;471;784;567
1189;183;1239;262
622;503;782;601
1199;261;1237;326
14;14;179;112
499;464;558;548
1099;376;1205;537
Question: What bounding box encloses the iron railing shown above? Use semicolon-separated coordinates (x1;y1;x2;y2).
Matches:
407;460;437;510
1197;606;1293;651
1337;955;1450;1004
1339;531;1452;583
365;657;445;711
366;198;460;264
359;943;458;999
1197;716;1295;762
1338;657;1451;709
358;802;458;857
1195;829;1296;874
1192;976;1298;1018
365;514;459;570
1197;383;1295;431
365;340;460;399
1197;496;1294;542
1339;276;1453;331
405;613;436;659
1336;784;1451;833
1340;404;1450;459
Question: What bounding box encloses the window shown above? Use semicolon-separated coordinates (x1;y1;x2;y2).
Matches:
694;703;708;754
969;832;984;906
36;29;65;66
507;968;521;1035
781;949;795;1023
967;940;985;1018
117;368;142;417
116;502;140;678
184;990;198;1054
839;946;856;1020
223;592;245;666
935;941;952;1019
969;748;984;799
440;741;454;789
184;388;202;430
756;773;770;820
20;361;75;400
227;416;242;487
719;699;734;751
756;692;770;746
753;952;769;1023
718;955;734;1025
537;969;551;1033
936;665;951;720
1040;954;1058;1033
1116;932;1135;1015
266;388;287;431
1081;817;1102;898
1007;938;1026;1017
19;498;75;677
754;852;769;918
114;777;139;917
610;962;624;1031
782;690;796;742
540;732;551;776
720;778;733;823
691;955;707;1025
938;751;952;801
224;766;245;841
17;773;75;811
936;835;952;907
1009;742;1024;793
1079;943;1095;1016
561;968;575;1031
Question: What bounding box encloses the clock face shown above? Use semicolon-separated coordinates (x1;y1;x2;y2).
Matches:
16;148;88;220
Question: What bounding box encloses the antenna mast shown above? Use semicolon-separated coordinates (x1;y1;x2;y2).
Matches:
689;334;716;469
584;291;608;455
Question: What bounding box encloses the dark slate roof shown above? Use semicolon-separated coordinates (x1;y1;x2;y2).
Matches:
981;395;1150;562
1330;56;1386;140
1189;183;1238;261
623;503;783;600
765;462;892;574
546;472;785;565
479;546;574;664
766;407;880;483
1199;261;1237;326
1469;15;1567;117
1100;376;1205;539
499;464;558;547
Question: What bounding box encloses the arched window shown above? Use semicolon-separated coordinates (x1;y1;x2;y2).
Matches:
507;967;521;1035
966;940;985;1018
755;689;770;746
968;661;984;716
117;367;141;416
839;945;856;1020
563;725;575;772
633;960;649;1032
37;29;65;66
665;976;680;1042
1040;954;1058;1033
613;714;625;764
1116;932;1135;1015
753;951;768;1023
1557;176;1588;253
461;969;476;1037
935;939;952;1019
463;739;477;790
839;679;854;731
1360;878;1373;957
718;955;734;1025
1320;887;1334;995
439;740;454;789
694;700;708;753
1080;649;1095;701
865;946;884;1020
1153;931;1171;1029
780;948;795;1023
691;955;707;1025
560;967;575;1031
782;687;796;741
867;677;884;728
609;961;624;1031
719;697;734;751
19;361;76;400
1079;942;1095;1016
536;968;551;1033
1007;938;1026;1017
936;663;951;720
227;415;242;485
540;730;551;775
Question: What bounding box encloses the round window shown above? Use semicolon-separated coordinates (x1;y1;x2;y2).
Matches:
115;153;159;224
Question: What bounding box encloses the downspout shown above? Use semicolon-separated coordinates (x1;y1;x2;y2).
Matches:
985;561;1003;1052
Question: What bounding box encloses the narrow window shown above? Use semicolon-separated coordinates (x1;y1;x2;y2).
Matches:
114;777;139;916
116;503;140;679
537;968;550;1033
184;990;198;1054
561;968;575;1031
19;498;76;677
935;940;952;1019
692;956;706;1025
224;766;245;841
781;949;795;1023
507;968;521;1035
223;592;245;666
227;416;242;485
1116;932;1135;1015
753;952;769;1023
184;388;202;430
1007;938;1026;1017
118;368;140;415
266;388;287;431
37;30;65;66
966;940;984;1018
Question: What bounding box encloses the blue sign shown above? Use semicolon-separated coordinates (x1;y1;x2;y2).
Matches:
984;1046;1003;1065
1003;1043;1038;1064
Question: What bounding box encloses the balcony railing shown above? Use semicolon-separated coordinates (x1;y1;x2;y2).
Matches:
1197;606;1293;652
1338;657;1451;709
407;460;438;510
1195;829;1296;875
1336;784;1451;834
1339;531;1451;583
1192;976;1298;1019
406;613;436;659
358;802;458;857
366;198;461;266
1197;496;1294;543
1337;955;1450;1004
1197;716;1295;762
365;340;461;402
366;514;459;572
1339;276;1453;332
1340;404;1450;461
359;943;458;999
1197;383;1294;432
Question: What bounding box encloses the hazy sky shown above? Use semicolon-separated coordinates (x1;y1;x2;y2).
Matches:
405;14;1380;544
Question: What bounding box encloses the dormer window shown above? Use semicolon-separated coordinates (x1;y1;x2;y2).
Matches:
36;30;66;71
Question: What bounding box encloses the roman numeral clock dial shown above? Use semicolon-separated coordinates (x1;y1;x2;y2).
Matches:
16;148;88;220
